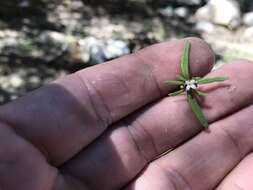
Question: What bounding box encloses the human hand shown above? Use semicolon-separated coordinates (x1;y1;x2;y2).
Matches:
0;38;253;190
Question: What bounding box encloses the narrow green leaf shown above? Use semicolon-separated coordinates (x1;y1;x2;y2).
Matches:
195;90;207;97
197;77;228;84
181;41;191;80
168;89;184;96
187;94;209;128
177;75;187;81
165;80;184;85
193;77;201;80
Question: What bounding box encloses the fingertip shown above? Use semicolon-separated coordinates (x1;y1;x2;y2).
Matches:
185;37;215;77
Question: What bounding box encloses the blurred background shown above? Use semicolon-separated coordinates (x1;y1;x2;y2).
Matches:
0;0;253;104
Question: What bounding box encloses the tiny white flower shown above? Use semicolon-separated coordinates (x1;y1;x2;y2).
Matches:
185;79;197;91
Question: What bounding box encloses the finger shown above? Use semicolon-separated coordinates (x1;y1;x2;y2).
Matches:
0;122;58;190
0;38;214;165
216;153;253;190
126;97;253;190
217;153;253;190
60;61;253;190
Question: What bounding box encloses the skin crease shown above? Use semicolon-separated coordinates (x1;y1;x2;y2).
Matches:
0;38;253;190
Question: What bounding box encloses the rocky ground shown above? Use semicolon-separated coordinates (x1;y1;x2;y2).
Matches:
0;0;253;104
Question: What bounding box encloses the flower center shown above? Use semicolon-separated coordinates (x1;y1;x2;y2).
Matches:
185;79;198;91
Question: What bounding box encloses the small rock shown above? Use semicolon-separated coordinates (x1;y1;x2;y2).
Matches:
89;43;106;64
10;95;19;101
19;0;30;8
174;7;190;18
39;31;75;45
71;0;84;11
159;6;174;17
6;38;18;46
243;12;253;26
195;21;215;33
78;37;130;65
103;40;130;60
195;5;210;21
195;0;241;29
177;0;202;6
9;75;24;88
29;76;40;85
78;37;105;64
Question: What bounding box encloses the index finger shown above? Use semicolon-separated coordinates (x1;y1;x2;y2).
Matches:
0;38;214;165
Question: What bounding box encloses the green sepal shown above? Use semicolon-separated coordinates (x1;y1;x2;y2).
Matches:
187;94;209;129
177;75;187;81
197;77;228;84
181;41;191;80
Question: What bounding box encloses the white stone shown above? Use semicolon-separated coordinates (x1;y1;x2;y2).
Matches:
41;31;75;44
195;5;211;21
104;40;130;59
195;21;215;33
243;12;253;26
78;37;103;63
9;75;24;88
48;32;66;42
78;37;129;64
29;76;40;85
177;0;202;6
159;6;174;17
195;0;241;29
174;7;190;18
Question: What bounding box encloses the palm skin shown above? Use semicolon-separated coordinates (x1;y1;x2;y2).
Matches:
0;38;252;190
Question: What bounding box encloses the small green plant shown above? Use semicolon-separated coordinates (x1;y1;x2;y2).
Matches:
165;41;228;129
